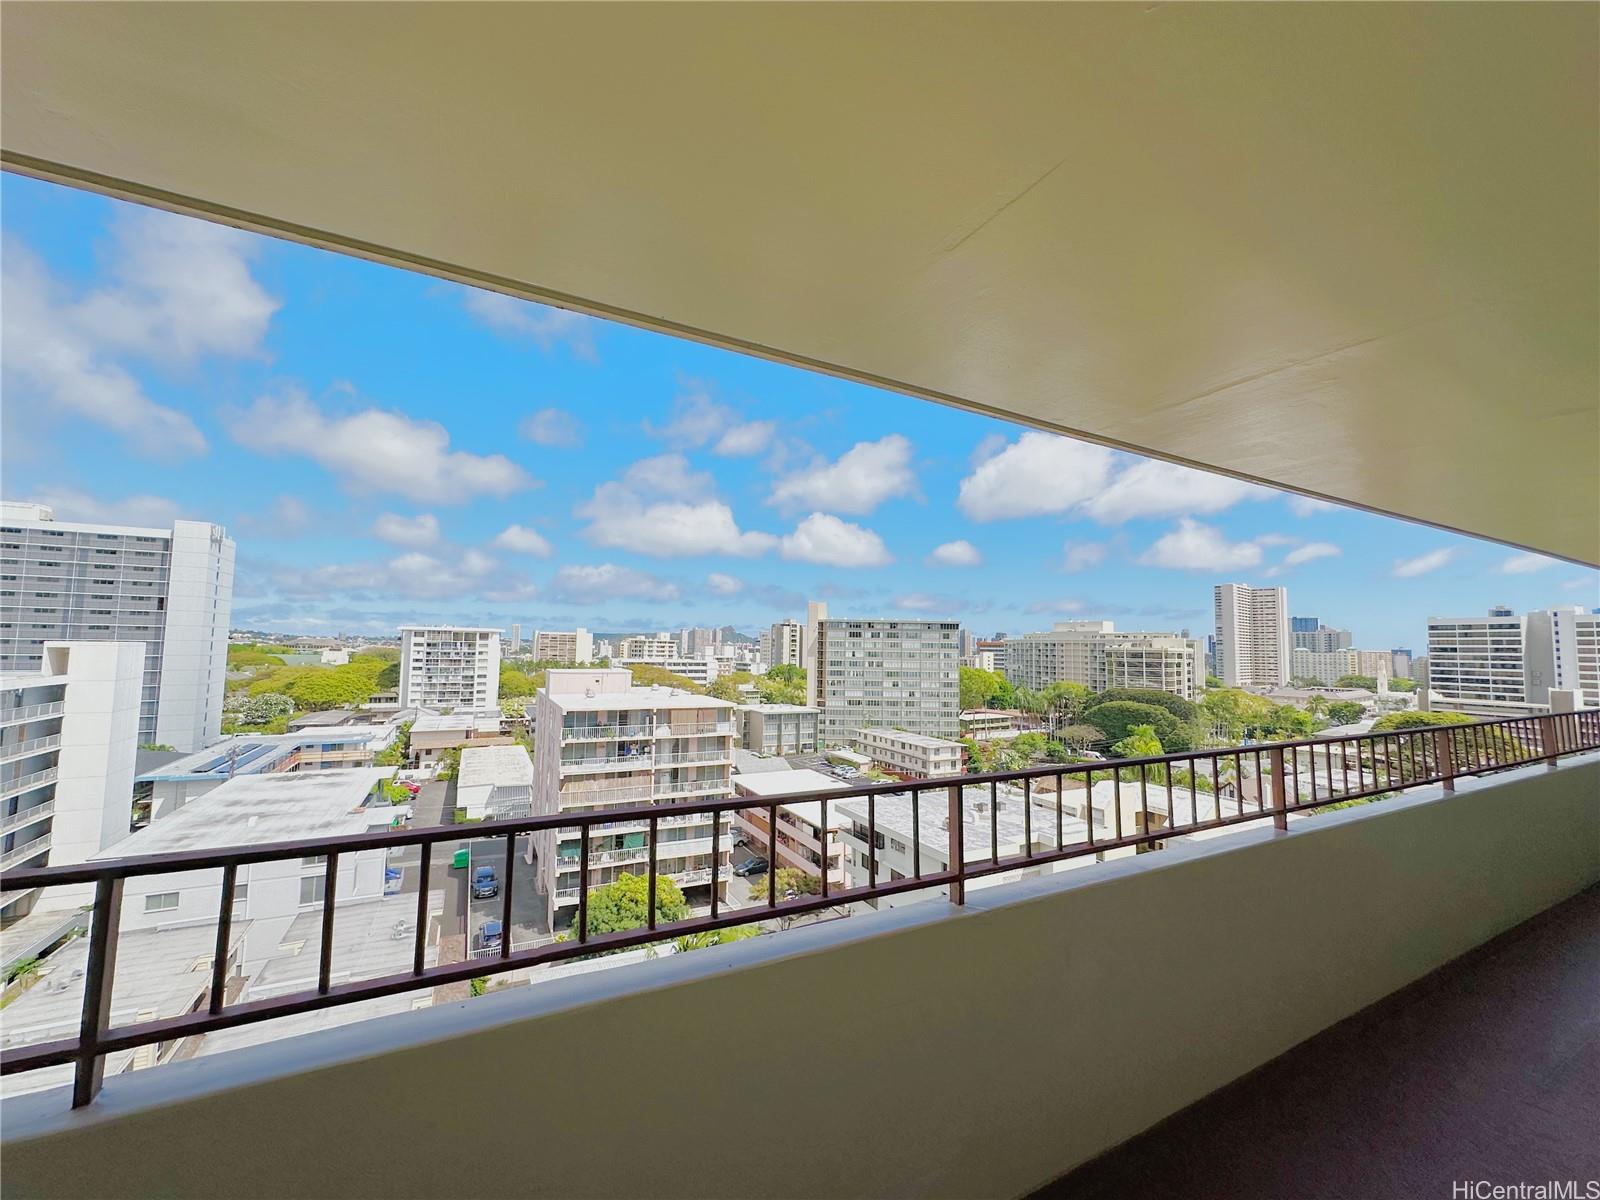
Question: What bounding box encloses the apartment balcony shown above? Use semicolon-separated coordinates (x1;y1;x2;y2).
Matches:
560;723;655;744
558;753;655;776
0;735;61;765
1;768;57;801
0;703;64;728
0;800;54;837
0;832;51;872
654;721;734;739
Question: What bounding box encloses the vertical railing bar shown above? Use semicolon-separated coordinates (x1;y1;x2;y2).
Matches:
825;795;835;895
1187;757;1198;827
1307;742;1317;806
1341;739;1349;795
1139;764;1150;847
866;794;876;891
1113;769;1124;841
317;852;338;994
500;831;515;959
710;806;721;919
1211;756;1221;820
72;875;123;1109
1023;776;1033;858
209;863;236;1016
413;843;431;976
1164;762;1174;832
989;781;999;865
1055;774;1064;848
948;783;965;905
768;803;779;908
1083;769;1095;848
577;826;590;943
647;815;659;931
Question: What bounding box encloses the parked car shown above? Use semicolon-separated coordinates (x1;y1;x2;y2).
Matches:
471;865;499;899
401;781;422;795
479;919;503;951
732;856;768;877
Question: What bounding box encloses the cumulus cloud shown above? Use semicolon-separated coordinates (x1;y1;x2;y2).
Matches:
1498;552;1556;575
1025;597;1088;615
228;387;533;503
893;592;972;614
956;433;1115;521
779;513;892;567
548;563;680;604
575;454;776;558
256;546;535;604
1287;495;1337;516
643;383;773;457
1061;542;1107;573
1263;541;1341;577
1;212;282;458
1391;548;1456;578
707;572;744;596
927;539;982;568
519;407;584;448
1137;519;1264;571
1081;460;1267;524
769;435;919;516
493;524;554;557
462;289;598;360
16;486;186;528
372;512;441;547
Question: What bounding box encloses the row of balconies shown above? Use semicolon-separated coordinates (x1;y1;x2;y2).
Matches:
0;702;65;727
0;799;54;836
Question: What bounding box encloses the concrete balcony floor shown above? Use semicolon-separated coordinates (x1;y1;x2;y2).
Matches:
1036;883;1600;1200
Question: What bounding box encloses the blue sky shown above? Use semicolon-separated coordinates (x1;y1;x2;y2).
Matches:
4;173;1596;647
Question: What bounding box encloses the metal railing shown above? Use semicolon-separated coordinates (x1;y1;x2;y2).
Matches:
0;734;61;763
2;767;58;799
561;723;655;744
0;831;52;872
0;702;65;726
0;799;54;836
1;711;1595;1109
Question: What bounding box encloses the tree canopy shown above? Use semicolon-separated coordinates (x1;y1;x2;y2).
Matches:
571;873;690;939
1085;701;1188;753
1083;688;1198;725
1325;700;1366;726
1370;710;1473;732
959;666;1016;711
1110;723;1163;760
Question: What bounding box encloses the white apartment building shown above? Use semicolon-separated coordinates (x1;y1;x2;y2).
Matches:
760;620;804;668
804;602;960;744
509;624;522;655
102;769;397;970
1006;621;1204;700
617;633;678;662
972;638;1009;675
0;501;235;751
1291;647;1358;687
735;704;820;755
1213;584;1290;688
855;727;964;779
398;626;501;711
530;669;736;928
1291;625;1353;653
618;655;719;687
1;641;144;924
1428;605;1600;717
1352;650;1393;679
457;744;535;821
531;628;593;664
730;768;849;889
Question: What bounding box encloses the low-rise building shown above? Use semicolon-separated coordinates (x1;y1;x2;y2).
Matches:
457;744;534;820
855;728;964;779
959;709;1040;741
735;704;820;755
730;767;850;889
1006;622;1203;700
409;709;510;765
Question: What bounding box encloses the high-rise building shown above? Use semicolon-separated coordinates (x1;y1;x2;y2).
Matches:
532;628;593;664
972;637;1009;675
1292;625;1353;653
509;624;522;655
1289;616;1320;634
531;668;736;928
1006;621;1203;700
1;641;144;924
1290;647;1357;686
618;633;678;662
398;625;501;711
1422;606;1598;717
803;601;960;743
760;619;803;668
1213;584;1290;688
1353;649;1393;679
1390;648;1414;679
0;501;235;752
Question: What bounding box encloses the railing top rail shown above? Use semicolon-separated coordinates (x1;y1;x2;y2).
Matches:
0;713;1589;893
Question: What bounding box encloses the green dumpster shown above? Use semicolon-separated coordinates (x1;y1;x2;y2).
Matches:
451;848;469;870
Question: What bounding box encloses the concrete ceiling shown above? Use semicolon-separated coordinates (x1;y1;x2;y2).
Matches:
4;3;1596;564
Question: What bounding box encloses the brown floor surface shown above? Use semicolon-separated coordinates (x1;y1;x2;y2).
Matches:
1032;885;1600;1200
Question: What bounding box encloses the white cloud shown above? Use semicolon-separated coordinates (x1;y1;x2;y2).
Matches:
644;383;774;457
548;563;680;604
1498;552;1556;575
927;539;982;568
1082;460;1265;524
371;512;440;548
228;388;534;503
1062;542;1107;573
956;433;1115;521
769;435;918;516
707;572;744;596
894;592;960;614
518;407;584;448
18;486;185;528
493;524;554;557
575;455;775;559
779;513;892;567
1391;548;1456;578
1137;519;1264;572
620;454;715;500
462;289;597;360
1283;542;1341;567
1561;577;1599;593
259;546;533;604
1287;495;1337;516
1025;597;1087;615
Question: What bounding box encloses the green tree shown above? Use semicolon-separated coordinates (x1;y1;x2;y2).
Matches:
376;661;401;690
769;867;820;898
1084;688;1199;725
373;720;413;766
626;664;705;692
1084;701;1191;752
1370;710;1473;732
499;664;543;698
1057;724;1104;753
137;742;176;752
766;664;805;685
1110;723;1163;760
435;747;462;781
1334;674;1380;692
1387;677;1418;693
1326;700;1366;726
709;672;756;703
571;873;690;939
1040;681;1090;730
673;926;759;953
1205;674;1224;689
239;692;296;725
959;666;1005;711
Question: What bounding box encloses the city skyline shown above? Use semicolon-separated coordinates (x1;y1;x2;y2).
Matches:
4;173;1596;651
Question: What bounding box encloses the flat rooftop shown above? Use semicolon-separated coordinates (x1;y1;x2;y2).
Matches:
736;704;820;715
459;744;534;788
542;688;736;715
96;769;396;858
857;729;964;751
733;768;848;799
411;710;502;735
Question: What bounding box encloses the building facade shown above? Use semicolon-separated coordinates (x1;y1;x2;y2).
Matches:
398;625;501;711
1006;621;1203;700
1;641;144;924
532;628;593;664
854;727;964;779
0;501;235;751
1290;647;1357;687
617;634;678;662
760;620;804;668
804;602;960;744
729;768;849;889
1213;584;1290;688
1419;606;1599;718
531;669;736;927
1291;624;1353;653
735;704;820;755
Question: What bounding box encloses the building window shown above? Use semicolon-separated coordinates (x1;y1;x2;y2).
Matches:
143;892;180;914
299;875;326;906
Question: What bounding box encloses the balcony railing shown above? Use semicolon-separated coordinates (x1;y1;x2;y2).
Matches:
0;831;52;872
1;767;58;800
654;721;733;738
0;734;61;763
1;711;1595;1110
0;799;54;836
561;723;654;744
0;702;65;726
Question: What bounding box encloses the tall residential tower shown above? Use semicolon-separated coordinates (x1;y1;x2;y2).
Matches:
1213;584;1290;688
